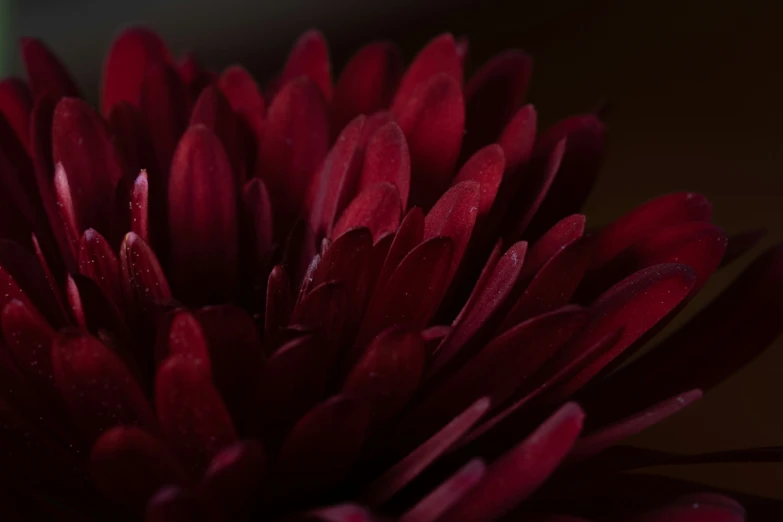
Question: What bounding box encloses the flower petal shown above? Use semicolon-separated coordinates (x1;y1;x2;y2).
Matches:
461;50;532;159
2;299;56;395
155;355;237;476
20;37;80;100
332;41;403;132
359;120;411;210
218;65;266;141
201;440;267;520
90;426;188;510
453;145;505;221
279;30;332;101
168;125;239;305
442;403;584;522
52;334;157;439
0;78;33;153
264;265;293;352
78;228;124;311
145;486;208;522
498;104;537;175
374;207;425;292
305;504;375;522
333;183;402;241
401;459;486;522
396;74;465;209
120;232;172;317
108;102;157;180
140;62;189;176
522;214;585;280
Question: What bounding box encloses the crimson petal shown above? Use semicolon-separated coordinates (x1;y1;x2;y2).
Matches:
0;78;32;153
218;65;266;141
120;232;172;318
401;459;486;522
333;183;402;242
358;121;411;210
279;30;332;101
453;145;505;221
498;103;537;175
264;265;293;352
2;299;56;395
374;207;424;292
145;486;209;522
20;37;81;100
78;229;124;311
522;214;585;280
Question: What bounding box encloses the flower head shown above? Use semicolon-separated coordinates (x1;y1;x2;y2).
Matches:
0;27;780;521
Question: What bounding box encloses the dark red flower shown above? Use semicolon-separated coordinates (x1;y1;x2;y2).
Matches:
0;27;779;522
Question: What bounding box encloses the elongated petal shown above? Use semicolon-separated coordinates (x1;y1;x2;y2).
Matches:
373;207;424;292
453;145;505;220
168;125;239;305
131;170;150;242
90;426;188;510
2;299;56;395
21;37;80;100
140;62;189;175
78;228;124;310
101;27;171;115
218;65;265;137
164;310;211;366
522;214;585;280
0;78;32;153
397;74;465;209
333;183;402;241
279;30;332;101
498;104;537;175
156;355;237;475
401;459;486;522
120;232;172;316
52;334;156;439
332;41;403;131
145;486;208;522
443;403;584;522
359;121;411;210
201;440;267;520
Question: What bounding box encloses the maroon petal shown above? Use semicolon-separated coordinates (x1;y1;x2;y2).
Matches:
502;236;592;328
101;27;171;115
342;328;426;427
443;403;584;522
397;74;465;209
332;42;403;132
90;426;188;510
307;115;366;238
20;37;80;100
164;310;211;366
589;192;712;271
424;181;480;286
140;62;189;177
258;335;331;445
274;396;369;499
201;440;267;520
373;207;424;292
525;115;607;239
401;459;486;522
108;102;157;180
264;265;293;352
218;65;266;141
168;125;239;305
292;281;348;354
258;77;329;230
282;219;318;290
131;171;150;242
333;183;402;241
279;30;332;101
391;33;462;115
571;389;702;462
498;104;537;175
52;334;157;439
359;121;411;210
462;50;532;159
52;162;81;251
52;98;124;235
522;214;586;280
453;145;505;220
2;299;56;395
363;397;489;506
156;355;237;475
547;264;696;400
431;240;528;375
305;505;375;522
145;486;209;522
0;78;33;153
242;178;274;296
78;229;124;311
178;53;215;101
120;232;172;317
357;237;453;345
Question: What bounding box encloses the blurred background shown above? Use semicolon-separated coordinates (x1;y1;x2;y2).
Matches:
9;0;783;499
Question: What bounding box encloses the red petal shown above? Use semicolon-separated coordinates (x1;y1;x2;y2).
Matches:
548;264;696;399
570;389;702;462
342;328;426;427
307;115;366;238
332;42;403;132
120;232;172;316
242;178;274;289
279;30;332;101
218;65;266;140
453;145;505;220
20;37;80;100
2;299;56;395
108;102;157;180
357;237;453;345
498;104;537;175
397;74;465;209
90;426;188;510
291;281;348;351
501;236;592;328
201;440;267;520
589;192;713;271
145;486;208;522
156;355;237;475
258;335;331;445
78;229;124;311
443;403;584;522
424;181;480;286
333;183;402;242
0;78;33;153
525;115;607;239
431;241;528;375
310;227;374;315
462;50;532;159
52;98;124;235
168;125;239;305
391;34;462;115
306;505;375;522
282;219;318;290
363;397;490;506
164;310;211;366
258;78;329;230
52;162;80;251
274;397;369;499
178;53;214;102
140;62;189;175
522;214;585;280
130;170;150;243
52;334;156;439
373;207;424;292
359;121;411;210
401;459;486;522
264;265;293;352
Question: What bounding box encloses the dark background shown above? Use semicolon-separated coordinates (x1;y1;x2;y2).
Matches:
12;0;783;498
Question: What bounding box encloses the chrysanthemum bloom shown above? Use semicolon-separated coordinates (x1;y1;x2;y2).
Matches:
0;27;780;521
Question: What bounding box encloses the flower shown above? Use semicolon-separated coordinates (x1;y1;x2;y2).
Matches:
0;26;780;522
